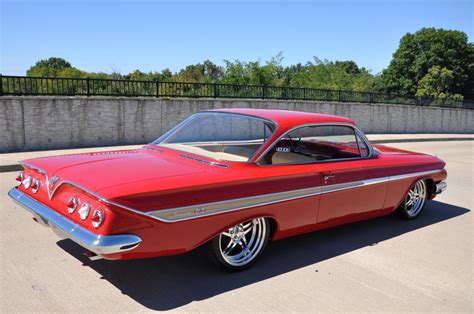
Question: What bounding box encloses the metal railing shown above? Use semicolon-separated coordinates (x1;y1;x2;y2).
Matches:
1;74;473;109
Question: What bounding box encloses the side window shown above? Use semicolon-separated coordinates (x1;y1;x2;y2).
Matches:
261;125;365;165
356;132;370;157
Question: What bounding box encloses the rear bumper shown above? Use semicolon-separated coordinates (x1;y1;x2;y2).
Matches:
8;188;141;256
435;181;447;194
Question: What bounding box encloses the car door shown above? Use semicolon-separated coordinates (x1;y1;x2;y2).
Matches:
311;125;388;223
258;124;387;227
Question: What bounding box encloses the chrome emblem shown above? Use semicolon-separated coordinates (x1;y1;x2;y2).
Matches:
51;176;60;185
194;207;206;214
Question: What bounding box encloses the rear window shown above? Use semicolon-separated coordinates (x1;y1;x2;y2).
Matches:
153;112;276;162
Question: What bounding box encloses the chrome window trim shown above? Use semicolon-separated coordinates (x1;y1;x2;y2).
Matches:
253;122;376;165
169;139;267;146
151;111;279;163
19;162;441;223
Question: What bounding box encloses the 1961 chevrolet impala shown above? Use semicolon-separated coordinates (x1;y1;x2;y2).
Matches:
9;109;447;271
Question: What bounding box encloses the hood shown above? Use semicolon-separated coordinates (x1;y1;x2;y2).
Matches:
21;148;207;194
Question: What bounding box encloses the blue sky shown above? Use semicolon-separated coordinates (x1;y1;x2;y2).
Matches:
1;0;472;76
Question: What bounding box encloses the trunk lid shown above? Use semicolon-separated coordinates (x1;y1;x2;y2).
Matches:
22;148;207;193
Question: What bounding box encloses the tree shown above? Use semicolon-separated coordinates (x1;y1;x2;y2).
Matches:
380;28;474;99
27;57;73;77
335;61;361;75
175;60;224;83
222;60;249;84
415;66;463;100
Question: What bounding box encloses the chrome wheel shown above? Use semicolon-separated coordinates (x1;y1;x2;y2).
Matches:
405;180;427;217
218;218;268;268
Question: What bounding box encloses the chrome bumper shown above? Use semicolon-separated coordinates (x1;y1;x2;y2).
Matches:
8;188;141;256
435;181;447;194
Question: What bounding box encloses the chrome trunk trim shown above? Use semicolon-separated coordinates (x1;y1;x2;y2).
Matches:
178;154;230;168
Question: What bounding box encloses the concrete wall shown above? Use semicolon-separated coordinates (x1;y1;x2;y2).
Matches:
1;96;473;153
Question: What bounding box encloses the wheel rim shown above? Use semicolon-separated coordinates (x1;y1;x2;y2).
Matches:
405;180;426;217
218;218;266;267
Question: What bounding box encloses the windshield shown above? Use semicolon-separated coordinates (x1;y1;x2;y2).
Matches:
152;112;276;162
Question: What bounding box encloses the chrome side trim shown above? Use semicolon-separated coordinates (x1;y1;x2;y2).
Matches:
8;188;142;255
149;185;323;222
149;176;390;222
148;169;440;222
148;177;386;222
390;170;440;181
19;161;442;223
320;176;389;194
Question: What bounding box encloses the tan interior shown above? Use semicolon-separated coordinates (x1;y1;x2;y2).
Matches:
222;146;255;159
271;152;314;165
160;143;249;162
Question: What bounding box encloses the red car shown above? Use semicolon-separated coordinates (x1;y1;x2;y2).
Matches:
9;109;447;271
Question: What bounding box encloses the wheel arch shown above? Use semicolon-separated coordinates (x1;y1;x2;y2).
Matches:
424;178;435;200
266;216;279;240
199;214;279;249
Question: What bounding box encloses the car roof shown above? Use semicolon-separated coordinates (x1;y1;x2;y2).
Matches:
207;108;355;131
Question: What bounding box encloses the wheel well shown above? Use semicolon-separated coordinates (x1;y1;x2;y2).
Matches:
425;178;434;199
266;217;278;240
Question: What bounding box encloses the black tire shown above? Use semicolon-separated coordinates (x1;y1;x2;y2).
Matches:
209;217;270;272
396;179;428;219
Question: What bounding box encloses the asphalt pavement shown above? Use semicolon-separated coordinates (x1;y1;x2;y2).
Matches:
0;141;472;312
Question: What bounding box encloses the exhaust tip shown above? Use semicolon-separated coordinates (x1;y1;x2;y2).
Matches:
83;251;103;261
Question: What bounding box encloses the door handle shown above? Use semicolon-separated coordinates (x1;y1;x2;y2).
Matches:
324;174;335;182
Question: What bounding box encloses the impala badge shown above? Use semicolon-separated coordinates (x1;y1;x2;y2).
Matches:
51;176;60;185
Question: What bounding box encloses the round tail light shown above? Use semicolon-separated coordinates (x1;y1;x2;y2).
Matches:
23;175;33;189
78;203;90;220
67;197;78;213
31;179;40;194
91;209;104;228
15;172;24;184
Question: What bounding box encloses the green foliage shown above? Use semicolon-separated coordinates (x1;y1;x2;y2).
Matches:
35;57;71;69
23;27;474;100
415;66;464;100
174;60;224;83
222;54;377;92
381;27;474;99
27;57;74;77
283;58;377;92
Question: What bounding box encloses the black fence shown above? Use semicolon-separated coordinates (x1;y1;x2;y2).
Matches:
1;74;473;110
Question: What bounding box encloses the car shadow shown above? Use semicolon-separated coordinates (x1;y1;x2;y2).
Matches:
57;200;469;310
